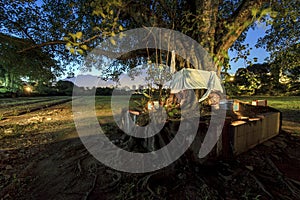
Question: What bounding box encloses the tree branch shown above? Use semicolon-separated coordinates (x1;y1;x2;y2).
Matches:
0;33;29;45
5;16;37;44
17;40;67;53
213;0;270;73
216;0;269;55
17;34;104;53
157;0;173;21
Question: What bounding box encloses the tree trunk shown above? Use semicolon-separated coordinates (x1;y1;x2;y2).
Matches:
196;0;218;54
4;73;9;87
10;73;13;89
213;0;269;76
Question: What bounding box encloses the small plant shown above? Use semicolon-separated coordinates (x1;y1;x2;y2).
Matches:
133;97;149;112
163;95;181;119
167;107;181;119
253;195;261;200
12;173;20;184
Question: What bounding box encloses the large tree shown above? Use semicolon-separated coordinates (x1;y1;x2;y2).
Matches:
0;33;60;92
1;0;298;77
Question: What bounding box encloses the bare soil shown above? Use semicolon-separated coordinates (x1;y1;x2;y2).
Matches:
0;100;300;200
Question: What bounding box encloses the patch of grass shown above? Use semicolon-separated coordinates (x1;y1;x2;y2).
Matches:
234;96;300;109
234;96;300;123
0;96;71;118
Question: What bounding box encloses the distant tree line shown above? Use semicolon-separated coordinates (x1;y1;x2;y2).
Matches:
224;63;300;96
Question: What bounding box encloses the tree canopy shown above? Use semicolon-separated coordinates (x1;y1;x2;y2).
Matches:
0;33;60;92
0;0;299;79
256;0;300;70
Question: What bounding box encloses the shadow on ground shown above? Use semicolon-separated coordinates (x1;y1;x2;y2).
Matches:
1;128;300;200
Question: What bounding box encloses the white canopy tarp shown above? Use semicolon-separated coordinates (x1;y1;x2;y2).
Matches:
169;68;223;102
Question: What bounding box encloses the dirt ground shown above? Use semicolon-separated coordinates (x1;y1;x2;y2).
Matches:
0;100;300;200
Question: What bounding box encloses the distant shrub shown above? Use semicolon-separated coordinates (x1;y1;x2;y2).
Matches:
55;80;74;96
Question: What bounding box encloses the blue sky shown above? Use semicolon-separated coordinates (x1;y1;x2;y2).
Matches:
228;24;270;74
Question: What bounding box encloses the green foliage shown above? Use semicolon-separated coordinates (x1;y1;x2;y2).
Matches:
62;0;124;53
0;33;59;92
247;63;273;94
234;68;260;95
34;83;57;96
225;61;299;96
1;0;84;69
256;0;300;73
1;0;298;80
95;87;113;96
223;75;239;97
167;108;180;119
55;80;74;95
133;97;148;112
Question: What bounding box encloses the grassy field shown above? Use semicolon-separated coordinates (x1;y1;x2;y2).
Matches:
235;96;300;118
1;95;298;132
0;96;72;119
234;96;300;110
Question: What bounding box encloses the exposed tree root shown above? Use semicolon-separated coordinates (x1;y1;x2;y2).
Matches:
146;184;164;200
83;174;98;200
249;174;274;199
77;159;82;174
98;170;122;192
58;151;89;169
287;177;300;187
266;156;300;197
271;190;294;200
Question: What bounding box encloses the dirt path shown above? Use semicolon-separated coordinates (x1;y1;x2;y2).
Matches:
1;100;300;200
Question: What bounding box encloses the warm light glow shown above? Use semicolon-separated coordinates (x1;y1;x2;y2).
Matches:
229;77;235;82
24;86;32;93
